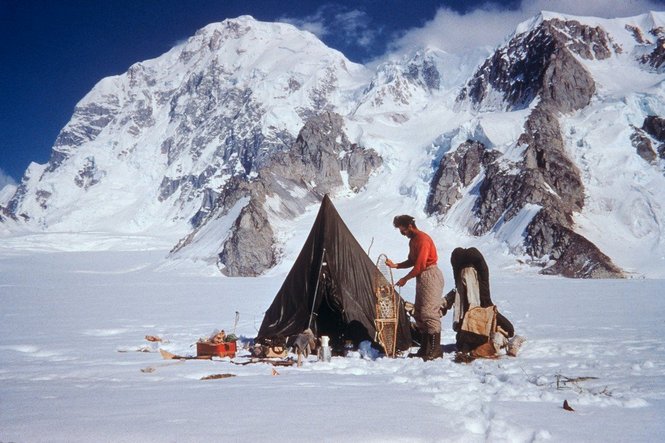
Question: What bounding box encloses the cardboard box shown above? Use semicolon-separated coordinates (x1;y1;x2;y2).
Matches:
196;341;237;358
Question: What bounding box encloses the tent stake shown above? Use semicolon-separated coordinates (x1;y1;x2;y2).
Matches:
307;248;327;330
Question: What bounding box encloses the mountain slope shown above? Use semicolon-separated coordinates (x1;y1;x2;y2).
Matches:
3;12;665;278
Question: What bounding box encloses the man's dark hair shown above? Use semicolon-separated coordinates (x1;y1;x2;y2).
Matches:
393;215;416;229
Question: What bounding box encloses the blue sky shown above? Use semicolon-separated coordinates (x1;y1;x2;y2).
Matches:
1;0;664;187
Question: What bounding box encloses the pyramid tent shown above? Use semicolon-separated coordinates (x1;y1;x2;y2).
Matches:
257;195;412;352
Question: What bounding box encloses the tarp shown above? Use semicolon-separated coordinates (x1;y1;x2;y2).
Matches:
450;247;492;307
257;195;412;351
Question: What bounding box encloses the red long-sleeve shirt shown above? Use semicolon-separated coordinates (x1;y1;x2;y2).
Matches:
397;230;438;281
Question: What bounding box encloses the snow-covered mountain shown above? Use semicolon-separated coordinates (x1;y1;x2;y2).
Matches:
3;12;665;278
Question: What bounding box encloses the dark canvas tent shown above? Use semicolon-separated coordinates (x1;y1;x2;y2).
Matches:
257;195;412;352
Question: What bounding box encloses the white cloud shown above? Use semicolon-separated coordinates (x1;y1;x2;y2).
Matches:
280;4;377;50
281;11;329;39
389;0;664;56
333;9;378;49
0;167;17;190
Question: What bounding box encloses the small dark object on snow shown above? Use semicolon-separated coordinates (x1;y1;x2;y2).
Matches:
563;400;575;411
201;373;236;380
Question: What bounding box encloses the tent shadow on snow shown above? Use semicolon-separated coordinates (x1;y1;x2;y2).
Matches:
257;195;412;353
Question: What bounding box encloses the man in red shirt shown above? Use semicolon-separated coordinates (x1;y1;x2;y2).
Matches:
386;215;444;360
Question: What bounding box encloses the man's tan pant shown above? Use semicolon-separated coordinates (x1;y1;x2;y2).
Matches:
414;265;444;334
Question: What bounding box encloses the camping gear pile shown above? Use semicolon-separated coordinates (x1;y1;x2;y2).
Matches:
155;196;524;367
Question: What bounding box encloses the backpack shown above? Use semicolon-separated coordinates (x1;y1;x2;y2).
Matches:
458;305;498;358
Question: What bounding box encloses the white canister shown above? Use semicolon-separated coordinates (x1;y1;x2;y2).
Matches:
319;335;331;362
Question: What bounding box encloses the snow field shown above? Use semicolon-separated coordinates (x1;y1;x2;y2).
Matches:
1;248;664;442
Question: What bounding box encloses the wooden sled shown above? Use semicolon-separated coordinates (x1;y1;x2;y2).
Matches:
160;349;296;366
159;349;213;360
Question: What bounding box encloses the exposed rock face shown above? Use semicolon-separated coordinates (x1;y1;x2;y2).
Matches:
426;140;495;216
0;205;17;223
644;37;665;70
626;24;650;45
643;115;665;146
465;107;584;235
632;115;665;163
525;211;624;278
631;131;658;163
172;111;383;276
74;157;105;190
639;27;665;71
435;16;624;278
218;197;276;276
429;105;623;277
519;108;584;215
287;112;381;193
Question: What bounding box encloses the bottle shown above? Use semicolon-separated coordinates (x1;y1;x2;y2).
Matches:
319;335;331;362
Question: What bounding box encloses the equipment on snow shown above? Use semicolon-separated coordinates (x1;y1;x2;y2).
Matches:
374;253;399;357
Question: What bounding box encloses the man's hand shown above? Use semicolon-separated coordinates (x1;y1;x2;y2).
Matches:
385;258;397;269
439;299;449;317
395;277;407;287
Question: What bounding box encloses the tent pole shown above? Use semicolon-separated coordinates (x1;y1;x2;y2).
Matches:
307;248;327;330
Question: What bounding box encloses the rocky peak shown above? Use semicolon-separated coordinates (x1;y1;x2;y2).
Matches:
359;50;442;111
457;17;610;111
446;14;631;277
545;18;614;60
403;50;441;91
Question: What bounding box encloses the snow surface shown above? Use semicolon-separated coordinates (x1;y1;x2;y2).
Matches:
2;236;665;442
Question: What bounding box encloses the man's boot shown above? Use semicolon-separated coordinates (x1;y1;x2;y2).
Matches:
408;331;429;358
424;332;443;361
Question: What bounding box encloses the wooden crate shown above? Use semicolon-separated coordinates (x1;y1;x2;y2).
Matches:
196;341;237;358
